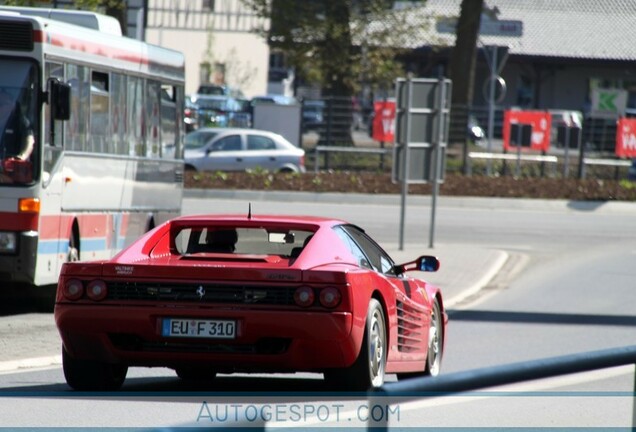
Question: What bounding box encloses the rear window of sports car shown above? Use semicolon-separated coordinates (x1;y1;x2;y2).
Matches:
173;226;315;257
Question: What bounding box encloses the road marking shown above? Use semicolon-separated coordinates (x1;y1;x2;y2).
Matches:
272;365;634;429
445;250;510;308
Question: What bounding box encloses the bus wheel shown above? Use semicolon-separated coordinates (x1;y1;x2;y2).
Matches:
68;234;79;262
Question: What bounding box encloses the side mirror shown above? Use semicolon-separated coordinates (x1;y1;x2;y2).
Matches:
394;255;440;275
417;255;440;272
48;79;71;120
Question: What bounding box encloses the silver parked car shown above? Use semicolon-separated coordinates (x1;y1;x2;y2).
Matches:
184;128;306;173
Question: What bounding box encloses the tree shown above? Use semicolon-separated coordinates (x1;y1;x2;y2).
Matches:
447;0;484;172
242;1;429;96
242;0;426;145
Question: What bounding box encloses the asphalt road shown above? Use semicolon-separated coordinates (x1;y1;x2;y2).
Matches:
0;193;635;428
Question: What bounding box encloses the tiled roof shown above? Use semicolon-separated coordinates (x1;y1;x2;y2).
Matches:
399;0;636;61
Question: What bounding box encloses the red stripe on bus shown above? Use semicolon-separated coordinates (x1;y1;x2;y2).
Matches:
0;212;38;231
40;214;134;241
45;32;150;66
39;215;72;240
120;213;130;236
77;214;111;238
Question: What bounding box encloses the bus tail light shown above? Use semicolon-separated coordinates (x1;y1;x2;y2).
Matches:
319;287;341;308
63;279;84;301
18;198;40;213
86;280;108;301
294;286;315;307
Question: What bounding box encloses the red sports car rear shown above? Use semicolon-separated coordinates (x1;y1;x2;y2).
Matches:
55;214;446;391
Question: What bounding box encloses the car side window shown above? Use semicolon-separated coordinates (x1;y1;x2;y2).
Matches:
339;225;395;275
333;226;375;270
211;135;242;152
247;135;276;150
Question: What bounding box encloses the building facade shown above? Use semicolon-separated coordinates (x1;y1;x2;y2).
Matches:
399;0;636;118
143;0;270;98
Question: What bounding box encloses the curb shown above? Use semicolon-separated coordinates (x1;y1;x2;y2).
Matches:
0;355;61;374
184;189;636;213
443;250;509;309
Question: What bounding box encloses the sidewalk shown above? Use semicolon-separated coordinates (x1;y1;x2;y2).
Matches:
386;243;509;308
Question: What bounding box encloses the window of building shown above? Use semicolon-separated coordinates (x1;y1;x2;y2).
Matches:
516;75;534;108
202;0;215;12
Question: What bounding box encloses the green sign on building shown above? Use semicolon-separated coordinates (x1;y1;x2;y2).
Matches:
590;88;627;119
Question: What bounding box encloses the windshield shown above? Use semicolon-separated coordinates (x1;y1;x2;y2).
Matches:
0;59;38;185
197;98;228;111
174;226;315;257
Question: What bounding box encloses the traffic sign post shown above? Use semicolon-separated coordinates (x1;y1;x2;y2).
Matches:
393;76;451;250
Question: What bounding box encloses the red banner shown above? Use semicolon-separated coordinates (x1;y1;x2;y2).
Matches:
503;110;551;152
616;118;636;158
372;100;395;142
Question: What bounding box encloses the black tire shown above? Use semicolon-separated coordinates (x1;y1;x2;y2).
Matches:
397;298;443;380
175;367;217;381
62;347;127;391
324;298;386;391
28;284;56;313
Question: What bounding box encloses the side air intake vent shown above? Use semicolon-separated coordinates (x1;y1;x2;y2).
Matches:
0;20;34;51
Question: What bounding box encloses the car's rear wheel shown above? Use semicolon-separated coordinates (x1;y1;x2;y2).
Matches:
425;298;443;376
397;298;443;380
324;298;386;390
62;346;127;391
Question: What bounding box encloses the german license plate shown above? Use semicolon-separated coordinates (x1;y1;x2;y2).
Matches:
162;318;236;339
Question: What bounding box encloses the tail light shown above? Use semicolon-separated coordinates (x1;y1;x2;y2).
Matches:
299;155;305;168
319;287;341;308
86;280;108;301
63;278;84;301
294;286;315;307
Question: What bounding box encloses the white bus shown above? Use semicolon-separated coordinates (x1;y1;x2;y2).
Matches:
0;7;186;293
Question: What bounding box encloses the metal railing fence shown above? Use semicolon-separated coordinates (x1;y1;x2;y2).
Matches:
370;344;636;430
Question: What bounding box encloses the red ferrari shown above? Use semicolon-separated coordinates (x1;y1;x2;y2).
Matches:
55;214;447;391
